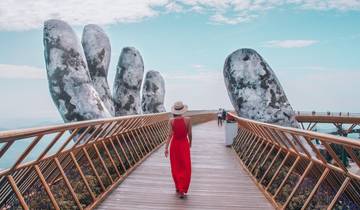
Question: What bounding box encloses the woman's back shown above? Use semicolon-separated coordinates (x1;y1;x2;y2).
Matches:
171;117;188;139
169;115;192;196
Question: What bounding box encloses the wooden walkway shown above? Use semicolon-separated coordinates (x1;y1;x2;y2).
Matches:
96;120;273;210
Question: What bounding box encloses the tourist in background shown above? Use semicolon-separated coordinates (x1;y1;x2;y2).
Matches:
222;109;227;122
217;108;223;127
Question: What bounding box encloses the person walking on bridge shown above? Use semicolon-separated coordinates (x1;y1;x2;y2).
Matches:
164;101;192;198
217;108;223;127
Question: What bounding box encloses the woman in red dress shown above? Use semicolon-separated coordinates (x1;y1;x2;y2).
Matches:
164;101;192;198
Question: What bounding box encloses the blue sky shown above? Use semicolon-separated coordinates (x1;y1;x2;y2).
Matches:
0;0;360;128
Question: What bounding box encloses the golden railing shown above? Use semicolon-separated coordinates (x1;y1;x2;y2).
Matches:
294;111;360;127
0;111;215;210
295;111;360;117
230;113;360;210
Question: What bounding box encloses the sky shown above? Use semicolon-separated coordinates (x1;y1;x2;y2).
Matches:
0;0;360;128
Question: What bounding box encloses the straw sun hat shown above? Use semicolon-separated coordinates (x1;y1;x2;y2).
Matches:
171;101;188;115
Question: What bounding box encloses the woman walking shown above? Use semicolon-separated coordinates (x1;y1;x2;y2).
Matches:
164;101;192;198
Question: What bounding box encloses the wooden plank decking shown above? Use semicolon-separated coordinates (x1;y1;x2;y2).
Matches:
96;120;274;210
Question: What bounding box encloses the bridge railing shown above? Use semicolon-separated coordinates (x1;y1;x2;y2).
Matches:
295;111;360;117
0;111;215;210
230;113;360;210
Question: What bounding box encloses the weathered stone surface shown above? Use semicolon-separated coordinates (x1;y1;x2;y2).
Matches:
223;48;298;128
82;24;115;116
113;47;144;116
43;19;111;123
141;70;166;114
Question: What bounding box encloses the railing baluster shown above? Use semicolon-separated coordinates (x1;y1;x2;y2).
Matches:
134;129;150;153
301;168;330;210
241;133;257;159
291;134;312;158
129;130;145;158
255;145;276;178
238;131;253;157
146;123;161;145
11;135;43;170
7;175;29;210
125;132;141;161
140;124;155;147
282;161;313;209
232;128;243;150
326;177;350;210
54;158;83;210
92;144;114;183
273;156;300;198
0;141;14;159
344;146;360;168
37;131;65;161
138;126;154;150
238;130;251;152
79;124;103;146
304;137;328;164
119;134;136;164
69;152;96;201
259;148;282;184
238;132;251;154
322;142;348;172
101;141;121;178
34;165;60;210
108;138;127;173
265;152;290;190
244;136;261;162
247;140;266;167
251;142;270;173
82;148;106;191
115;136;132;167
56;128;80;154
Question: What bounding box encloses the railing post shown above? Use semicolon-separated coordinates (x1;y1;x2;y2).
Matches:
7;175;29;210
54;158;83;210
301;168;330;210
282;161;313;209
34;165;60;210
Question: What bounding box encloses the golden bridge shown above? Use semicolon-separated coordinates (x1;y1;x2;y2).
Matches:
0;111;360;209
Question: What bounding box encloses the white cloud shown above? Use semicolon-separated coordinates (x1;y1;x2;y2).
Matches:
0;0;168;30
0;64;46;79
191;64;205;69
209;13;256;25
264;40;319;48
0;0;360;30
291;0;360;10
165;2;184;12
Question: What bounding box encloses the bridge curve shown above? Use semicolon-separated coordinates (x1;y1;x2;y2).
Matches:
295;111;360;136
96;120;273;210
295;111;360;124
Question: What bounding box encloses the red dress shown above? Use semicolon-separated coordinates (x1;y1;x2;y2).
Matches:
170;117;191;193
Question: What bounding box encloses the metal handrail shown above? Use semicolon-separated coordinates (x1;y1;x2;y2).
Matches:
0;111;215;209
230;112;360;210
295;111;360;117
